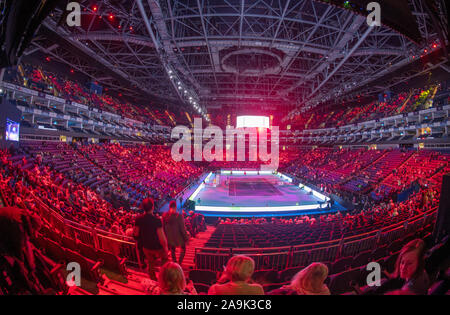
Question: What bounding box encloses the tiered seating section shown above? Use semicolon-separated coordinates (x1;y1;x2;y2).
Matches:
288;86;439;130
206;186;437;249
3;64;190;126
1;144;449;295
1;142;203;235
284;148;448;203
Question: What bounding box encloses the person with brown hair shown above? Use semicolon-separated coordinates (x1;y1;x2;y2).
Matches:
134;198;168;280
162;200;189;265
208;255;264;295
363;239;430;295
388;238;430;294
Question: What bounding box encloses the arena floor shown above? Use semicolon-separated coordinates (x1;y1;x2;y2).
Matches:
189;172;336;217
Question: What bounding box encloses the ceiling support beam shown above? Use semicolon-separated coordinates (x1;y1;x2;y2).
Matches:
271;6;333;96
196;0;219;91
305;23;374;104
146;0;201;91
136;0;183;103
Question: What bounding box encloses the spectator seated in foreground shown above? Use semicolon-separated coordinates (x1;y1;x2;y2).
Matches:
208;255;264;295
269;263;330;295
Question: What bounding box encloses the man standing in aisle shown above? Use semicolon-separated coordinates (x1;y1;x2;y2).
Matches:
162;200;190;266
134;198;168;280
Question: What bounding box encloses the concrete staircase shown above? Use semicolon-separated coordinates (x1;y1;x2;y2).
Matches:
183;225;216;270
95;225;217;295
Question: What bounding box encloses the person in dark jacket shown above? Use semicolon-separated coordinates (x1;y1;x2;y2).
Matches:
162;201;190;265
134;198;168;280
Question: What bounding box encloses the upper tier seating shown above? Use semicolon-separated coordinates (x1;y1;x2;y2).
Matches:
288;86;439;130
3;64;190;127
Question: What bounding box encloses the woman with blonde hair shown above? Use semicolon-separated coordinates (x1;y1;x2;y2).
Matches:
269;263;330;295
208;255;264;295
158;262;197;295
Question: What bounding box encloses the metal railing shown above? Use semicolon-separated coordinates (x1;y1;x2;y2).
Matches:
14;188;436;271
194;208;437;272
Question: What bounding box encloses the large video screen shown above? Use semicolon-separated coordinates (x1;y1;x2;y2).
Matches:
236;116;269;129
5;119;20;142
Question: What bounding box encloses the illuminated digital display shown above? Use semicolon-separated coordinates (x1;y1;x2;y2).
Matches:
5;119;20;142
236;116;270;129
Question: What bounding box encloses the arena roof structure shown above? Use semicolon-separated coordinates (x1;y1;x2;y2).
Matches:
26;0;448;120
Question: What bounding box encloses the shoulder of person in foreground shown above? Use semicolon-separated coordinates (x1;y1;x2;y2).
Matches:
249;282;265;295
267;286;297;295
208;283;219;295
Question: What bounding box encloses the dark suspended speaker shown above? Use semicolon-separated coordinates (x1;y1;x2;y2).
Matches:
0;0;59;68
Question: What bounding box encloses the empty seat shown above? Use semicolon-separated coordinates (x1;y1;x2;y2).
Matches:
351;250;372;268
77;242;99;261
279;266;304;282
388;239;404;254
61;235;78;252
189;269;218;285
384;252;400;274
42;238;67;263
330;256;353;275
96;249;127;275
252;270;280;284
328;268;361;294
371;245;387;261
64;248;102;283
193;283;210;294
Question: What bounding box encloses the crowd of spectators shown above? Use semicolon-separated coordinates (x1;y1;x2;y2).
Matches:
3;64;189;126
0;142;204;238
287;85;439;131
